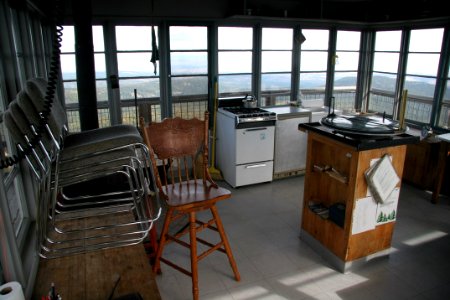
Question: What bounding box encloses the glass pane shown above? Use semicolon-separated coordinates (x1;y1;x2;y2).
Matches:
334;72;357;86
219;75;252;94
406;53;440;77
63;81;78;104
373;53;399;73
116;26;153;51
409;28;444;52
119;78;160;99
171;52;207;75
336;31;360;51
172;99;207;120
371;72;398;93
170;26;207;50
219;52;252;74
300;52;328;71
218;27;252;50
60;54;76;80
6;177;24;235
117;53;158;77
262;28;293;50
92;25;104;52
98;107;111;128
261;73;291;91
0;124;12;176
61;25;75;52
444;80;450;101
335;51;359;71
300;72;327;90
404;75;436;98
94;53;106;78
301;29;329;50
437;102;449;129
66;109;80;132
96;79;108;101
375;31;402;51
368;91;395;116
171;76;208;96
261;51;292;72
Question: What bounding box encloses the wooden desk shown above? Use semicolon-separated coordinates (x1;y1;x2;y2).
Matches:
298;123;418;273
432;133;450;204
32;243;161;300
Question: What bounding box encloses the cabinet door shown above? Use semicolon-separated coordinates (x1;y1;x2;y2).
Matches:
235;126;275;164
274;116;309;173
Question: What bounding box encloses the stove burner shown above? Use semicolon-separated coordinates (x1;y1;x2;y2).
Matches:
222;107;269;115
219;106;277;127
222;107;276;118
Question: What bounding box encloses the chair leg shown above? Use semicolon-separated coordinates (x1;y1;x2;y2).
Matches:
210;205;241;281
153;207;174;275
189;211;199;300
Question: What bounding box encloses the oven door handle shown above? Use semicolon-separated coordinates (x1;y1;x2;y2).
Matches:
245;163;267;169
245;127;267;132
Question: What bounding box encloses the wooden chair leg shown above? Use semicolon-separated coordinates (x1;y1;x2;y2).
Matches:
153;207;174;275
210;205;241;281
189;211;199;300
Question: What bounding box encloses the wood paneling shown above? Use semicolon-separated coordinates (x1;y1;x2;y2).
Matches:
302;131;407;263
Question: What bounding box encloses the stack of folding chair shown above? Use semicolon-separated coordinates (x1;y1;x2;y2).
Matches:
3;78;160;258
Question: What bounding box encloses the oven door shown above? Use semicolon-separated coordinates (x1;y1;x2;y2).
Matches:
235;125;275;165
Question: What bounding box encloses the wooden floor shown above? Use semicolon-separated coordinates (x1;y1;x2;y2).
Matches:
32;243;161;300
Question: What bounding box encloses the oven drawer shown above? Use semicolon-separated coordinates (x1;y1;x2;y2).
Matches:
236;126;275;165
235;161;273;187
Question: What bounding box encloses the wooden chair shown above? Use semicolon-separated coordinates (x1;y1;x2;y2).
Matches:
140;112;240;300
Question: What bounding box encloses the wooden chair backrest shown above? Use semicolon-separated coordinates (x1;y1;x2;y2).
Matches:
140;112;216;199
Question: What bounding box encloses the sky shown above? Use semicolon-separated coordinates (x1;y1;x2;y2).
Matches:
59;26;445;80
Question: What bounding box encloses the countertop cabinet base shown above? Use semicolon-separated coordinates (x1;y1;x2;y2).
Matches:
300;130;407;273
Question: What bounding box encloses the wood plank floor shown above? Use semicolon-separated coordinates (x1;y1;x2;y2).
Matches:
32;243;161;300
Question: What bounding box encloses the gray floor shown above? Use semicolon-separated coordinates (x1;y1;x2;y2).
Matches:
154;176;450;300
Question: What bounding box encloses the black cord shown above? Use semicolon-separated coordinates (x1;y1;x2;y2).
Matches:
1;0;62;169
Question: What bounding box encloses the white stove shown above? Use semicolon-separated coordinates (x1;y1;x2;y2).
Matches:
216;97;276;188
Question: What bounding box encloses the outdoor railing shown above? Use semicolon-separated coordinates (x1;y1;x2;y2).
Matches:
65;88;449;132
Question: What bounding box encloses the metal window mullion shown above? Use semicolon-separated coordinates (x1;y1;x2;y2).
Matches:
291;26;301;102
431;27;450;128
208;24;217;117
253;25;261;102
159;21;171;118
0;170;26;285
357;30;374;112
325;29;337;106
104;23;121;125
394;30;410;119
9;8;28;86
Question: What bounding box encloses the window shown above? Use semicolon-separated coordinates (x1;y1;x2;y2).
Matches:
92;26;110;127
169;26;208;119
404;28;443;124
260;28;293;106
218;26;253;96
299;29;329;107
116;26;161;124
60;25;78;131
60;25;111;131
333;30;361;110
440;63;450;128
368;30;402;116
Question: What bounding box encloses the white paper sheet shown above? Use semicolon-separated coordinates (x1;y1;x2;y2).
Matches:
376;187;400;224
351;196;378;235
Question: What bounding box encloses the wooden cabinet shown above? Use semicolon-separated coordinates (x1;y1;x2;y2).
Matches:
299;125;416;272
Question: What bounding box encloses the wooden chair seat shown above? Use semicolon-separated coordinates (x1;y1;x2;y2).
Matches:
140;112;240;300
162;179;231;207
